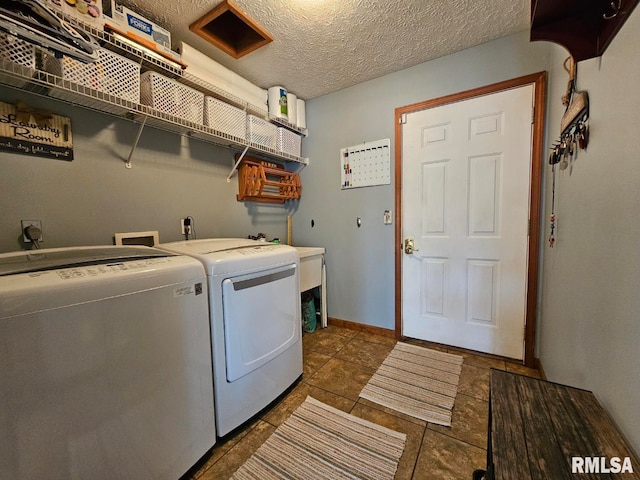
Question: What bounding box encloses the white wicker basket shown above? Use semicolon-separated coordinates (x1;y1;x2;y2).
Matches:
0;33;36;88
204;96;246;141
45;47;140;102
276;127;302;157
246;115;277;150
140;71;204;124
0;33;36;69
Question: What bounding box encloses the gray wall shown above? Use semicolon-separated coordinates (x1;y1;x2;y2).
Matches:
538;11;640;453
0;88;293;252
293;31;550;329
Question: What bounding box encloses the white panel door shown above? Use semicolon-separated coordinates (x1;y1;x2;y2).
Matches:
401;85;533;359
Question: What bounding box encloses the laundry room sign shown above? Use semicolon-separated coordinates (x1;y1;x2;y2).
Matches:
0;100;73;161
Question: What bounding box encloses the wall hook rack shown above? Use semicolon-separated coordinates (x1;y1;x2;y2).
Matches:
603;0;624;19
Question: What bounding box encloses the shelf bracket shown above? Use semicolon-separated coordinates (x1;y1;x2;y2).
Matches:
125;114;148;169
227;145;249;182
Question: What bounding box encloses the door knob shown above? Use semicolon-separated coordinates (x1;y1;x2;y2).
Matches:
404;238;419;254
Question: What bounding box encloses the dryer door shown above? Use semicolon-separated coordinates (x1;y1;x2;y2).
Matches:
222;264;300;382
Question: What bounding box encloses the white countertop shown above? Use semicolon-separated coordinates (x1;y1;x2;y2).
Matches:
294;246;325;258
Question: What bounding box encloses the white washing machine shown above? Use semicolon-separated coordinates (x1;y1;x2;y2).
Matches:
159;239;302;436
0;246;215;480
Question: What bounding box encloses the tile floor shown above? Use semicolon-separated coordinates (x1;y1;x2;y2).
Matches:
182;325;542;480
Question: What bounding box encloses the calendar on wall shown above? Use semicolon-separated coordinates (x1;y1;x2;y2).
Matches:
340;138;391;189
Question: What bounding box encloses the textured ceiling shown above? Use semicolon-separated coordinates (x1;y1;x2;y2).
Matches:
122;0;531;99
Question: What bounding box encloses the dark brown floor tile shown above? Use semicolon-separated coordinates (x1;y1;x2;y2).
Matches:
335;337;394;370
458;364;490;401
305;357;375;400
191;418;260;478
428;394;489;449
302;329;352;356
302;349;332;379
457;351;507;370
350;403;426;480
321;324;360;338
505;361;542;378
262;382;355;427
197;421;276;480
414;429;486;480
355;331;397;346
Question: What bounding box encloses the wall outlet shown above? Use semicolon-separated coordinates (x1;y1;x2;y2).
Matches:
21;220;43;242
181;217;192;235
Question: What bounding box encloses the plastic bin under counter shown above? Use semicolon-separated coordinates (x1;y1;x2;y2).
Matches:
294;247;326;328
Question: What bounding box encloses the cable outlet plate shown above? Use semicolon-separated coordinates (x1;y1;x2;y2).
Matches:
21;220;43;242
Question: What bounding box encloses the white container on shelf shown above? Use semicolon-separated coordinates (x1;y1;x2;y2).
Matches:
140;71;204;124
296;98;306;129
276;127;301;157
267;86;288;118
204;96;246;141
45;47;140;103
286;92;297;126
246;115;277;150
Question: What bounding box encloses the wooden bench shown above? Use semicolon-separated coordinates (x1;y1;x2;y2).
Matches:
481;369;640;479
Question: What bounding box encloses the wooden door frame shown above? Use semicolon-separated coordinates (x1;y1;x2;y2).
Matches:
394;71;547;368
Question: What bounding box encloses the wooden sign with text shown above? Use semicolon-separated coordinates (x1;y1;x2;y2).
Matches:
0;100;73;161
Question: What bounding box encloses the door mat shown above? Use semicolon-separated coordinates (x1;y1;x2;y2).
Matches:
231;396;406;480
359;342;463;426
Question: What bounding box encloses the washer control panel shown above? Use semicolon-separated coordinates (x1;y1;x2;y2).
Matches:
55;258;169;280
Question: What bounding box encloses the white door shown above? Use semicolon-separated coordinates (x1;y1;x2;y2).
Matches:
401;85;533;359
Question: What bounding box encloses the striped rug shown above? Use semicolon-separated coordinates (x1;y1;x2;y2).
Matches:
231;396;406;480
359;342;464;426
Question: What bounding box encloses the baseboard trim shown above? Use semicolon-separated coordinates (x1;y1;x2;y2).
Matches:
327;317;396;338
535;357;547;380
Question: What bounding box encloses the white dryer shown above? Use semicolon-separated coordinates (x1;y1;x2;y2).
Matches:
0;246;215;480
159;239;302;436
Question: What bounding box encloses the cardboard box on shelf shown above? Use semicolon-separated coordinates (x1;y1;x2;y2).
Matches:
103;1;183;65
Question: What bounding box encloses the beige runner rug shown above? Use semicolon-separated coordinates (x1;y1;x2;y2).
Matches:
359;342;464;426
231;396;406;480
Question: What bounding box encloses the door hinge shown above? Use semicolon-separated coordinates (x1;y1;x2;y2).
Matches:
531;106;535;124
399;113;408;124
528;219;531;236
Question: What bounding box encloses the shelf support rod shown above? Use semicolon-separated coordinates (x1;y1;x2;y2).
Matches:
125;114;148;169
227;145;250;182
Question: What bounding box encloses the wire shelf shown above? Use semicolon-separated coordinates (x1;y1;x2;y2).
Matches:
0;57;308;169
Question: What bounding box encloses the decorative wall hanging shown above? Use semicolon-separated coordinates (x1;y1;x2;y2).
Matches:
548;56;590;247
0;100;73;160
